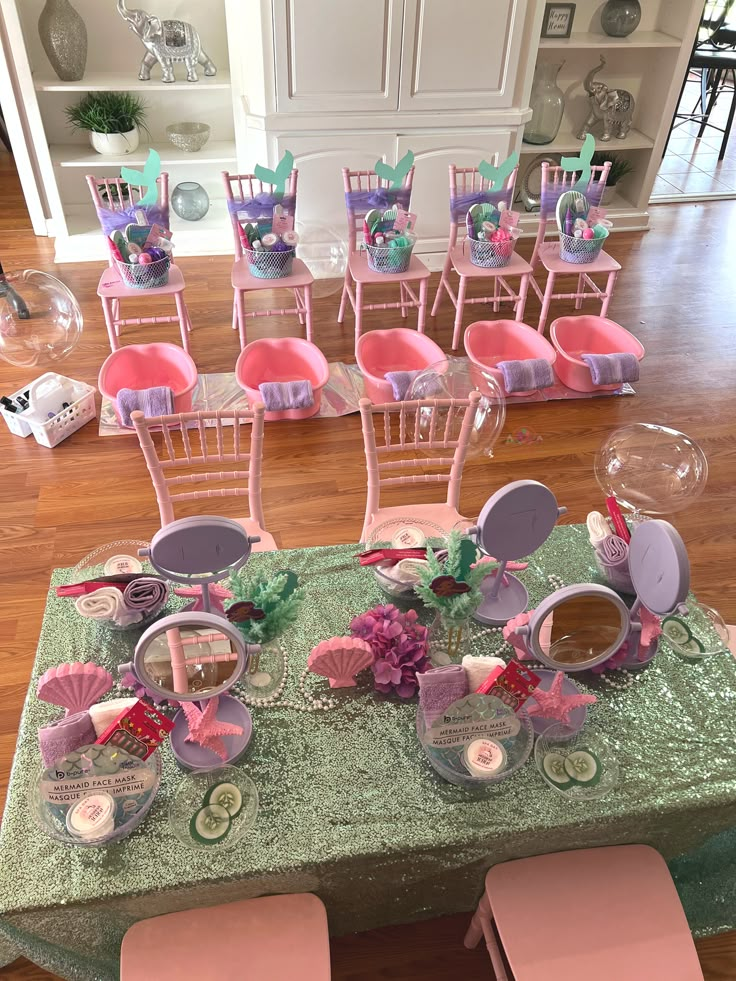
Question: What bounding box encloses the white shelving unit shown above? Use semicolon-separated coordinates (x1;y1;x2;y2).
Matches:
523;0;704;231
33;71;233;92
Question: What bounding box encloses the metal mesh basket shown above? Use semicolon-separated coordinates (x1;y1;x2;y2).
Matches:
558;231;608;265
114;256;170;290
246;247;295;279
365;241;414;274
468;237;515;269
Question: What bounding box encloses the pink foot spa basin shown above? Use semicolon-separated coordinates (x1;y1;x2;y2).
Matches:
550;315;645;393
464;320;558;397
235;337;330;421
98;343;198;428
356;327;446;403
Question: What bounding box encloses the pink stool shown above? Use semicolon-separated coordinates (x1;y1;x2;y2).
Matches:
464;320;557;397
98;342;198;427
550;315;645;392
121;893;331;980
465;845;703;981
235;337;330;421
356;327;445;403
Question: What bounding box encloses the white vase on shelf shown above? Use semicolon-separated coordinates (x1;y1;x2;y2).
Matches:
90;128;140;156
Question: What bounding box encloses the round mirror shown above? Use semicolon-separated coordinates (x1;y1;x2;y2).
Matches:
475;480;563;560
525;585;630;671
628;519;690;616
134;613;247;701
144;516;254;586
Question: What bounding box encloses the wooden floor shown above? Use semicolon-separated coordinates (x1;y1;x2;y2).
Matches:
1;150;735;979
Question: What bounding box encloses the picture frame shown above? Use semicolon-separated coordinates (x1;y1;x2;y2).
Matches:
542;3;576;39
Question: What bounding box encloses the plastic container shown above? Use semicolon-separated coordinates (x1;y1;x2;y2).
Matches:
356;327;446;403
364;516;449;608
535;724;619;801
246;247;295;280
662;603;730;662
98;342;198;427
468;236;515;269
169;765;258;851
0;372;96;447
365;241;414;274
558;227;608;264
114;255;170;290
235;337;330;421
464;320;558;397
550;316;645;393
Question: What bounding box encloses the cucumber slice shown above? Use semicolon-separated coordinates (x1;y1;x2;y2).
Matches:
542;752;574;788
564;750;601;786
204;782;243;818
662;617;692;646
190;804;231;845
680;637;705;655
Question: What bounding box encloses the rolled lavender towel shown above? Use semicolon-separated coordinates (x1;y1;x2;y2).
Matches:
581;352;639;386
39;711;96;768
123;577;169;613
598;535;629;566
385;370;420;401
418;664;469;727
258;380;313;412
497;358;554;394
117;386;174;427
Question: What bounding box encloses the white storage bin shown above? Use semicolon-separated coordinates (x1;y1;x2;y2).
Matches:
0;373;96;448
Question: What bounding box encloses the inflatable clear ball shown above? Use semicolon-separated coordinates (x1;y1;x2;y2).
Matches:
294;221;347;299
594;423;708;516
0;269;82;368
407;357;506;459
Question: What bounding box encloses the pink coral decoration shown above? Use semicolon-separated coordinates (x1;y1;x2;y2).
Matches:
307;637;374;688
503;611;535;660
37;662;114;715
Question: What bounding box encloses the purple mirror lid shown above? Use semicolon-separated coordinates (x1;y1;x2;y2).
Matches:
145;516;253;585
133;611;247;702
522;584;630;672
475;480;564;560
628;519;690;616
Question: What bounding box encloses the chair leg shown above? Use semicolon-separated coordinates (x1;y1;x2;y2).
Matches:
295;288;305;326
719;72;736;161
354;281;363;342
699;68;722;138
400;282;408;318
304;284;314;343
600;270;618;319
538;271;556;334
493;277;500;313
173;292;191;353
417;278;427;334
101;298;120;352
452;277;467;350
338;268;351;324
463;908;484;950
231;297;238;330
515;272;530;324
575;273;584;310
235;289;247;350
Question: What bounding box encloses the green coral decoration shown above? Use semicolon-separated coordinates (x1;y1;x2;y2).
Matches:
227;569;305;644
414;531;488;619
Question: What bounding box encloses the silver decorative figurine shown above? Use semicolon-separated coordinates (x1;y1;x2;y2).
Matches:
116;0;217;83
577;56;635;142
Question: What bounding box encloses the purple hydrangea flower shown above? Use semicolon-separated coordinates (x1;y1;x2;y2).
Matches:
351;604;429;698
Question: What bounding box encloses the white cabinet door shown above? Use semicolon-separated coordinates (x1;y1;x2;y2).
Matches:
273;0;404;112
275;133;397;232
399;0;528;111
397;132;514;249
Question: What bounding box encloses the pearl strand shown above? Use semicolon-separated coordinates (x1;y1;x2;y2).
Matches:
547;573;565;591
234;646;338;713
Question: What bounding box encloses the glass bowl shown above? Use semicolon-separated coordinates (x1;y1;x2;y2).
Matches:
166;122;211;152
32;744;161;847
662;603;730;661
535;724;619;801
364;516;450;607
168;766;259;851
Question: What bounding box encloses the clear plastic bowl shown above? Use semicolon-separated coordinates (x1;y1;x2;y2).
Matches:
535;724;619;801
662;603;730;662
169;765;259;851
364;517;449;607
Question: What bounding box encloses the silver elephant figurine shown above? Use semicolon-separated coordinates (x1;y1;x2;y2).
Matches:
117;0;217;83
577;56;635;142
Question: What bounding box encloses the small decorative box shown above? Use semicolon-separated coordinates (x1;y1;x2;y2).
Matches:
95;699;174;760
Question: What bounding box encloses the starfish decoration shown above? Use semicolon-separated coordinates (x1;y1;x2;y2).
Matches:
173;583;233;615
181;697;243;761
526;671;597;725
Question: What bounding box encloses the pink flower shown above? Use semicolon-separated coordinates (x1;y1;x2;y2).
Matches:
351;603;429;698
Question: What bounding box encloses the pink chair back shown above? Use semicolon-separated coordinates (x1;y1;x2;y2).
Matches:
447;165;518;251
342;166;415;256
358;393;481;527
131;407;267;529
85;173;170;266
531;161;611;265
221;169;300;260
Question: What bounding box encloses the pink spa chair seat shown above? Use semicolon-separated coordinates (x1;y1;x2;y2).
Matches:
356;327;446;403
98;342;198;428
235;337;330;421
464;320;557;397
121;893;331;980
551;315;645;393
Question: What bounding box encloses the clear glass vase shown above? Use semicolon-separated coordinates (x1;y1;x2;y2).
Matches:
240;637;286;700
171;182;210;221
601;0;641;37
428;613;472;666
524;62;565;146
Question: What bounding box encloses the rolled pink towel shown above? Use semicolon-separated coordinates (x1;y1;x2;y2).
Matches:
418;664;469;727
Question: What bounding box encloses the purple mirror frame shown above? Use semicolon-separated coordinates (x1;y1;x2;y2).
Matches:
141;516;257;587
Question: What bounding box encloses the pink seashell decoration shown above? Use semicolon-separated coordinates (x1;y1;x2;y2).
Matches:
37;662;114;715
307;637;374;688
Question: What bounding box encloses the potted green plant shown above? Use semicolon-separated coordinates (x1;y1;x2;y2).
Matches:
65;92;147;156
591;152;634;206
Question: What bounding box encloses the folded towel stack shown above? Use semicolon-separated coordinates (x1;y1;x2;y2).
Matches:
418;664;469;727
74;578;169;627
461;655;507;692
496;358;555;393
580;352;639;386
38;711;96;768
385;370;421;401
258;380;314;411
89;698;138;738
116;386;174;427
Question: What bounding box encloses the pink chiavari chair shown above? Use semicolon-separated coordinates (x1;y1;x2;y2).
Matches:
530;161;620;333
131;406;277;551
432;165;533;351
339;166;430;344
222;169;314;349
86;173;193;353
358;392;481;543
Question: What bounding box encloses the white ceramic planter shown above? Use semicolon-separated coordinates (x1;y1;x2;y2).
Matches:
90;127;140;156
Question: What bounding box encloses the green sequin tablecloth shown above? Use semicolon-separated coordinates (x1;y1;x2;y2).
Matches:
1;527;735;981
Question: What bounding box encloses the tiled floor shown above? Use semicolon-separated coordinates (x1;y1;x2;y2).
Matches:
653;78;736;199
